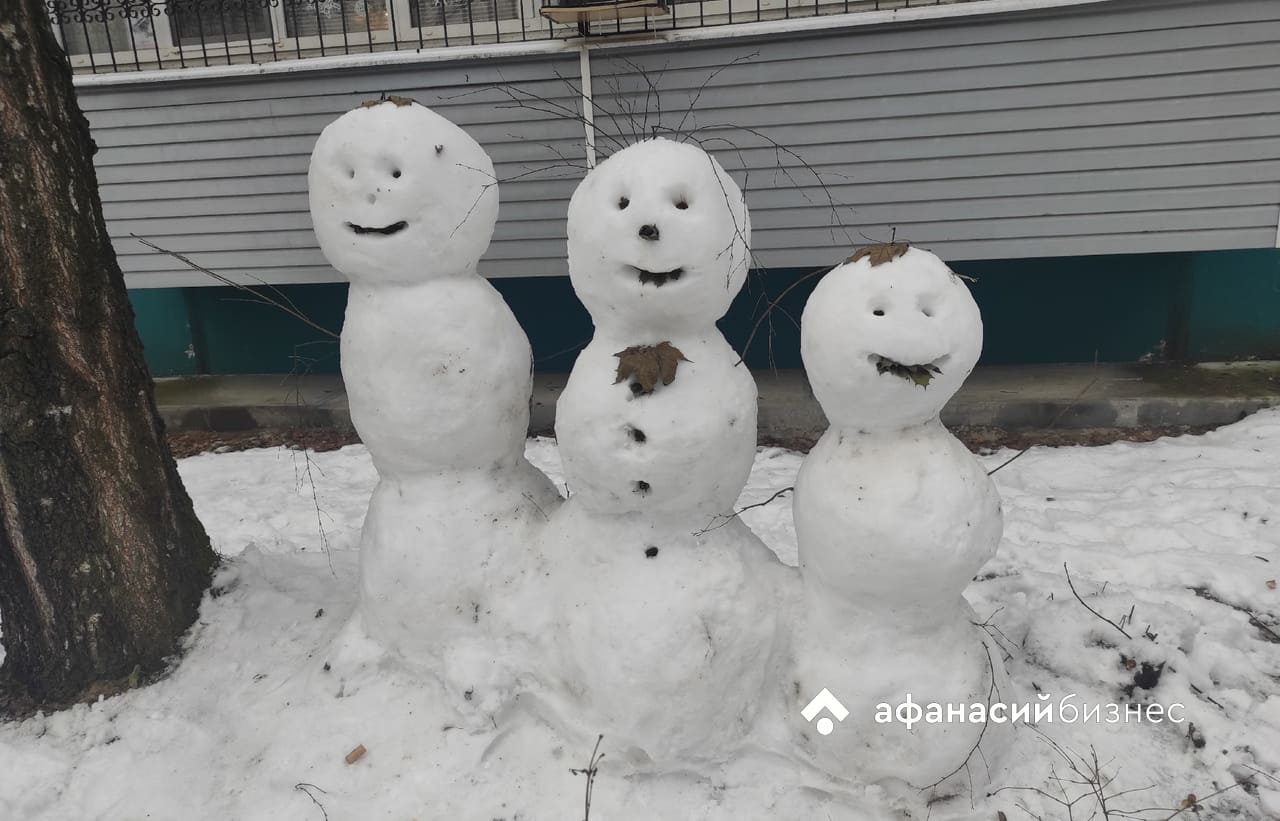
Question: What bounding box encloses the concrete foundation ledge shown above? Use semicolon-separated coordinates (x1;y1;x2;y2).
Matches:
153;362;1280;441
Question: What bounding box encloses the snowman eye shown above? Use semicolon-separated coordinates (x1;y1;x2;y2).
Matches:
618;196;630;210
391;169;402;179
347;169;356;179
675;198;688;210
873;308;886;317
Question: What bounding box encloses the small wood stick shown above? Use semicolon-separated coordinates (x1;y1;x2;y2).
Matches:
345;744;367;764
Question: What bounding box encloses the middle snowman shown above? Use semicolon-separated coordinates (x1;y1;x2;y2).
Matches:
540;139;783;763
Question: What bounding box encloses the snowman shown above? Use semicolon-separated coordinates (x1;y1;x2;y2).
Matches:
308;98;561;695
787;244;1009;793
538;138;785;763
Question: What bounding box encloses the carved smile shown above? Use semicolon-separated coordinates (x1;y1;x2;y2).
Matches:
346;220;408;236
627;265;685;287
871;354;945;388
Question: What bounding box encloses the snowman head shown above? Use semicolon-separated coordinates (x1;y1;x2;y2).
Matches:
801;246;982;431
308;99;498;285
566;139;750;334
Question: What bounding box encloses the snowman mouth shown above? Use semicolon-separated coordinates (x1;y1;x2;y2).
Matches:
627;266;685;287
871;354;946;388
346;220;408;236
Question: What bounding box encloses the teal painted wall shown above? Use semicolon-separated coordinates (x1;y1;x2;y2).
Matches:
1185;249;1280;361
184;285;346;376
128;288;197;377
130;250;1280;378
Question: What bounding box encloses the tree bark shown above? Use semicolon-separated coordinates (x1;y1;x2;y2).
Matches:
0;1;217;708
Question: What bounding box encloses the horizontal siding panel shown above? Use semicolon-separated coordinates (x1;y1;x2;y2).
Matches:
90;47;1280;146
100;158;1280;218
91;107;1280;175
80;0;1280;287
93;127;1280;187
749;205;1278;245
886;227;1278;261
115;183;1279;246
90;74;1280;155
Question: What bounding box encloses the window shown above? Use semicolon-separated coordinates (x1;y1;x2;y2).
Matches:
53;0;159;57
282;0;391;39
409;0;521;28
52;0;525;66
169;0;273;46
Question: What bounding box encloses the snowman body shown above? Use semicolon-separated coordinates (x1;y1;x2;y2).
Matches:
554;329;756;516
540;139;783;763
341;277;534;476
308;100;559;677
788;247;1008;793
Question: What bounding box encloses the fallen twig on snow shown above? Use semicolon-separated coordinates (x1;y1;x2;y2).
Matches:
1064;563;1133;641
569;734;606;821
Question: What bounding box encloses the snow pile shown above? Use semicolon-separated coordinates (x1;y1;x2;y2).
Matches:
1;415;1278;818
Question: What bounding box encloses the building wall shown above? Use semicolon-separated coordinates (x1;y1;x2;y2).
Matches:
131;249;1280;376
82;0;1280;289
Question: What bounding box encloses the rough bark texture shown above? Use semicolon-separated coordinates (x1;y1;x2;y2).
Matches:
0;1;217;708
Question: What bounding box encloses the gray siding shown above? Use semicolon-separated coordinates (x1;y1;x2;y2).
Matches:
78;0;1280;288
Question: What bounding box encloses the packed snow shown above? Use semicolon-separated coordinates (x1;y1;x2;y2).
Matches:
2;412;1279;819
308;99;561;683
789;247;1007;792
540;138;786;764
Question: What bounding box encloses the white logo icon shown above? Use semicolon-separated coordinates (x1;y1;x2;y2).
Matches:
801;688;849;736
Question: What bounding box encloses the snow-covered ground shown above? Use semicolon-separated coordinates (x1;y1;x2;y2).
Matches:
2;411;1278;820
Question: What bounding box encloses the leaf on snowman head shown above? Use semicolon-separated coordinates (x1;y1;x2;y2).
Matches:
907;365;942;388
846;242;910;267
613;342;689;396
361;95;417;109
873;355;942;388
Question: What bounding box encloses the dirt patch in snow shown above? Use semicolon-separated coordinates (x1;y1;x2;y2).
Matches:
165;424;1220;458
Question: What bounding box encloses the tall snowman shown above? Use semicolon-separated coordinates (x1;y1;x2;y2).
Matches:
308;99;560;696
539;138;784;763
788;244;1008;793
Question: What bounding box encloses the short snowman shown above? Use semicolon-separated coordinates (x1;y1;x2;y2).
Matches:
539;139;784;763
788;244;1008;793
308;98;560;693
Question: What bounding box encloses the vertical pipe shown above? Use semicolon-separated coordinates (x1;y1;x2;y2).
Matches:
579;43;597;169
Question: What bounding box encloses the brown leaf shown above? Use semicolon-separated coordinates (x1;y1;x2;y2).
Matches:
846;241;910;267
1180;793;1197;809
614;342;689;396
361;95;417;108
1267;579;1276;590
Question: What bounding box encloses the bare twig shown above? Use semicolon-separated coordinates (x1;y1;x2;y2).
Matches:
922;640;999;792
132;235;339;340
1063;563;1133;640
693;486;794;536
294;783;330;821
285;344;337;576
988;370;1100;476
569;734;605;821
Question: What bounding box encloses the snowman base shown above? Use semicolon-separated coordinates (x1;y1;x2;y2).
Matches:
788;594;1014;795
540;505;788;764
348;463;560;693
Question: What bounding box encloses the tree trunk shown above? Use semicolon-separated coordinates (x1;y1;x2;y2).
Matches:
0;1;217;708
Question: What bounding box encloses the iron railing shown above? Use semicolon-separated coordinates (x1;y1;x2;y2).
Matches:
50;0;984;73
